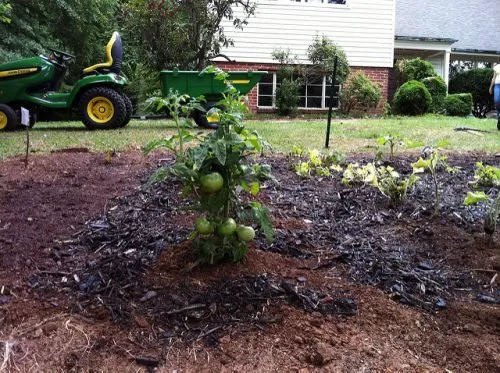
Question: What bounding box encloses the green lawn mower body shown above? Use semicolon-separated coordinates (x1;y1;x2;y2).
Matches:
160;69;266;128
0;32;131;131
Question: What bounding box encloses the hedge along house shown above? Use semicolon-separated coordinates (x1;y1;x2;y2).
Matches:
394;0;500;93
215;0;396;114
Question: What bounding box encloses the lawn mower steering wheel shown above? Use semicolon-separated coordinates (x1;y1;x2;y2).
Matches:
48;48;75;64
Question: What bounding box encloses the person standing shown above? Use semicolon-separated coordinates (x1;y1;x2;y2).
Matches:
489;63;500;130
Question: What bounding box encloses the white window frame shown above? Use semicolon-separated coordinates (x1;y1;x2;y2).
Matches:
257;72;340;110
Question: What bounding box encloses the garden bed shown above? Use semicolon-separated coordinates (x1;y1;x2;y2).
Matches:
0;151;499;372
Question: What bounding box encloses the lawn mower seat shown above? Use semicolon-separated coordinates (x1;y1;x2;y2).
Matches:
82;32;123;75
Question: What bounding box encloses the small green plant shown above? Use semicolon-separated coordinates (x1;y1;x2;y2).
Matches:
342;163;377;186
376;166;419;204
377;134;424;160
484;194;500;236
473;162;500;187
145;67;274;265
342;162;418;204
289;144;305;158
412;150;454;215
294;148;344;179
144;89;203;155
463;191;490;206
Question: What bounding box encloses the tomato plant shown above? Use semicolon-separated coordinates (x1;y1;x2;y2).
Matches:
145;67;275;264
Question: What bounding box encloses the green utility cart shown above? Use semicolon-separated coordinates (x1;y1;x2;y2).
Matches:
160;69;266;128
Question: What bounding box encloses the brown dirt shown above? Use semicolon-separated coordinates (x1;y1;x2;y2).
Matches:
0;151;499;373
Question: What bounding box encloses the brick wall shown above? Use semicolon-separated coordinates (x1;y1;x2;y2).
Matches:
215;61;391;114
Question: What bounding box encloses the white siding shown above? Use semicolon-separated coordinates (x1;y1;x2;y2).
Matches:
219;0;395;67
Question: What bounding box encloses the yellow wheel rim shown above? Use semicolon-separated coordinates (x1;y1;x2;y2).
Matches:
87;96;114;124
206;112;220;123
0;111;7;130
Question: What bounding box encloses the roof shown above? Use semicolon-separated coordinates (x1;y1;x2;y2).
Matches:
396;0;500;54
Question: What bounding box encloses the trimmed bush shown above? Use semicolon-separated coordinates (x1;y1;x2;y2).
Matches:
339;72;382;114
275;78;301;116
393;80;432;116
448;68;493;118
444;93;472;116
396;58;436;85
422;76;447;113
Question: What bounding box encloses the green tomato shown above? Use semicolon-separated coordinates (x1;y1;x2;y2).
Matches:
217;218;237;237
200;172;224;193
237;225;255;242
195;216;214;234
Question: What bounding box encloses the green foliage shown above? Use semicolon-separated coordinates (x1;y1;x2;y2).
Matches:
393;80;432;116
307;35;350;82
342;162;418;204
448;68;494;118
119;0;255;71
145;68;274;264
376;166;419;204
484;193;500;236
339;72;382;115
412;150;453;215
0;1;11;23
376;134;423;160
272;49;302;116
463;191;490;206
293;148;344;179
342;163;377;186
444;93;472;117
275;78;301;116
396;58;436;86
473;162;500;187
0;0;118;80
422;76;447;113
122;61;160;112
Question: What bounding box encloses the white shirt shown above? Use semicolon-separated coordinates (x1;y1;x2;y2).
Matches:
495;64;500;84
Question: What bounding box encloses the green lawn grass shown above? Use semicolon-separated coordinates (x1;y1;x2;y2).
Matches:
0;116;498;159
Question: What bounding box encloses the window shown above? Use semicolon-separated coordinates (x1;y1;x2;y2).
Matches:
258;73;340;109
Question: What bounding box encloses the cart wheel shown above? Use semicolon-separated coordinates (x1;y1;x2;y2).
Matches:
0;104;19;131
117;93;133;128
193;104;220;129
79;87;126;130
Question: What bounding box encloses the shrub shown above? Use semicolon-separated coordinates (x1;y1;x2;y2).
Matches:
422;76;447;113
444;93;472;116
448;68;494;118
396;58;436;85
274;78;301;116
393;80;432;115
272;49;302;116
339;72;381;114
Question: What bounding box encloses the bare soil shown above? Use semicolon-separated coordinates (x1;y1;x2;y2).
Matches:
0;150;499;373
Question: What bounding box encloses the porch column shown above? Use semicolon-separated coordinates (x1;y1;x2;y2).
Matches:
444;50;451;91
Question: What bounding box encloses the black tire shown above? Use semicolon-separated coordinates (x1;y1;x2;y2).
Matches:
0;104;19;131
118;93;133;128
79;87;126;130
193;103;220;129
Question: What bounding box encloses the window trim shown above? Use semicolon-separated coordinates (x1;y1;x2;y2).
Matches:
257;72;341;110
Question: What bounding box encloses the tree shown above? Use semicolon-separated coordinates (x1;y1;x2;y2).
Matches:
0;1;11;23
0;0;117;80
119;0;255;71
307;35;350;83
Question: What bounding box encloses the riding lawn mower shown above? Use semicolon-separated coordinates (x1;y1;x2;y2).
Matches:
0;32;132;131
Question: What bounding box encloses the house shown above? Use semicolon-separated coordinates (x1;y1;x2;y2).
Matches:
395;0;500;87
216;0;499;113
216;0;396;113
